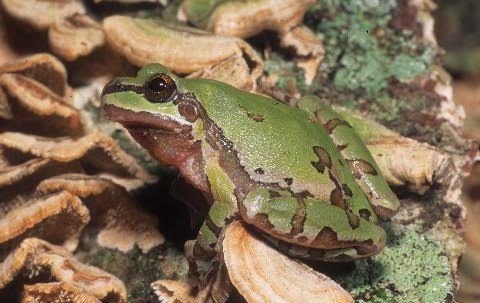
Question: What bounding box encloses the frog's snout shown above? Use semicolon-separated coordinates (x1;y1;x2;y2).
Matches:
101;79;121;100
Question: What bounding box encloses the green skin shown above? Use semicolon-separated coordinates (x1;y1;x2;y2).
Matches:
101;64;399;286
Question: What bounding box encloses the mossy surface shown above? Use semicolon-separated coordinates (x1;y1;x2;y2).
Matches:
305;0;435;98
76;231;188;303
337;228;453;303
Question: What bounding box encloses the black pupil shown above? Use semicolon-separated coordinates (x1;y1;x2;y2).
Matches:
145;74;176;103
147;76;167;93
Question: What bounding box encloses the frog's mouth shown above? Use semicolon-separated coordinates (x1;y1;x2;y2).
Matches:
103;103;191;134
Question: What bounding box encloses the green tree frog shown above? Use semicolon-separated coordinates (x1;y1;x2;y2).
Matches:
102;64;399;286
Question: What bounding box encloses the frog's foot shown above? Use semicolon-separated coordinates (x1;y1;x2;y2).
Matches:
185;239;232;303
185;240;218;288
185;198;237;288
240;187;386;260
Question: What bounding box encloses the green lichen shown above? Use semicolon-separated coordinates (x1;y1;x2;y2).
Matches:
336;228;453;303
306;0;436;98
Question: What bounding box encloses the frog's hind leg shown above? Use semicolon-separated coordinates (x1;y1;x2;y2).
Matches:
185;199;237;287
239;187;386;260
298;96;399;219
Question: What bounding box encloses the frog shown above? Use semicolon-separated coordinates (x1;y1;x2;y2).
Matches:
101;63;399;287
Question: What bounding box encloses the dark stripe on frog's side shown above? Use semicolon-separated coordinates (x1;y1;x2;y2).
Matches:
182;92;300;199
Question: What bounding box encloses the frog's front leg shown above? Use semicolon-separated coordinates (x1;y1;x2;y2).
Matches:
298;96;399;219
239;187;386;260
185;199;237;287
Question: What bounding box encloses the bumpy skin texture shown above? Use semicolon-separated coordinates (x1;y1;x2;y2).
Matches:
102;64;398;286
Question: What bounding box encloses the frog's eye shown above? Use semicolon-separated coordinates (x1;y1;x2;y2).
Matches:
144;73;177;103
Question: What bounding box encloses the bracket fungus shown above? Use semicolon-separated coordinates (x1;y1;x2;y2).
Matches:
180;0;315;39
37;174;165;253
338;108;458;195
0;132;162;254
279;25;325;84
0;73;82;136
0;132;154;190
0;53;69;97
103;16;263;91
49;14;105;62
1;0;105;60
152;221;354;303
22;282;102;303
0;54;81;136
151;280;209;303
0;238;127;302
1;0;85;31
0;191;90;256
222;221;354;303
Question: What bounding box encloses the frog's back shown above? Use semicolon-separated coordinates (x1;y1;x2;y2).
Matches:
181;78;349;200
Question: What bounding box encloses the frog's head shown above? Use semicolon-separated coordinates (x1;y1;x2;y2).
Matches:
102;64;209;191
101;63;197;133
